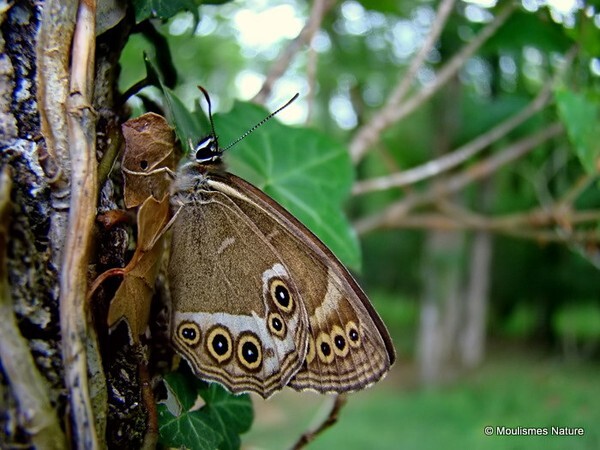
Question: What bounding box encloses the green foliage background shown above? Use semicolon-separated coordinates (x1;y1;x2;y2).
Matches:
115;0;600;448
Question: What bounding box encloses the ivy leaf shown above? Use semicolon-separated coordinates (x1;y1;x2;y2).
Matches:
484;10;572;54
555;88;600;174
158;371;253;450
214;101;362;270
200;382;254;449
105;195;171;342
121;112;176;208
162;85;204;152
91;113;175;343
142;57;208;152
143;73;363;269
132;0;201;24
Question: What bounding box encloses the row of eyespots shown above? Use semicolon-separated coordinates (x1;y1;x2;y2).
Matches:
265;277;293;339
306;321;362;365
176;322;263;371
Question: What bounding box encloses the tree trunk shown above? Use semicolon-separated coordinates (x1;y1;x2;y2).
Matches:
459;230;492;367
417;230;466;384
0;1;140;448
459;181;493;368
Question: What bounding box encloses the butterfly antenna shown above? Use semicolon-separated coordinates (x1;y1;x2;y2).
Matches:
222;93;299;151
197;86;218;138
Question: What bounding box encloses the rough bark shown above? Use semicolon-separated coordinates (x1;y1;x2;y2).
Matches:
0;1;142;447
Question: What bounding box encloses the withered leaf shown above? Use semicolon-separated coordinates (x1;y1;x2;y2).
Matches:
106;195;171;342
122;112;176;208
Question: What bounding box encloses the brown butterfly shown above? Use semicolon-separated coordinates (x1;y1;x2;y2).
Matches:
168;88;395;398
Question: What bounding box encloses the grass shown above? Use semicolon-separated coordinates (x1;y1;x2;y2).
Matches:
243;346;600;449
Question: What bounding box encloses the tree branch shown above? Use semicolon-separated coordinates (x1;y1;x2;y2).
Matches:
385;210;600;243
400;203;600;230
252;0;335;104
355;122;564;234
350;2;516;162
387;0;457;110
291;395;347;449
353;73;554;195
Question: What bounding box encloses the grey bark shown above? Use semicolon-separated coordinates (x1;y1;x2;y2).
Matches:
0;1;144;448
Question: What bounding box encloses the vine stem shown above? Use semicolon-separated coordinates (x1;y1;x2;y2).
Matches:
60;0;103;447
291;395;347;449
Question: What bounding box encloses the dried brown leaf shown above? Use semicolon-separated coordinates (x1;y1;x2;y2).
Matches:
122;113;175;208
106;195;171;342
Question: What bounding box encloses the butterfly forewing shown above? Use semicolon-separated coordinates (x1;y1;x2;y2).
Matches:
210;173;396;394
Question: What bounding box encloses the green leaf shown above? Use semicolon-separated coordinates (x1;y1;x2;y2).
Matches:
132;0;201;24
214;101;362;270
564;12;600;56
200;383;254;449
162;86;205;151
143;56;205;149
484;10;572;54
358;0;407;14
158;371;253;450
555;88;600;174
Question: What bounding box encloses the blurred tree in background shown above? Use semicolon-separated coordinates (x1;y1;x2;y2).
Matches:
1;0;599;448
119;0;600;382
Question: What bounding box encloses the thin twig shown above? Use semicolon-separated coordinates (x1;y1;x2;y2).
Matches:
355;122;564;234
388;0;457;108
353;46;578;195
383;211;600;243
61;0;101;448
253;0;335;104
291;395;347;449
350;2;516;162
392;207;600;231
353;75;553;195
0;168;67;449
557;172;599;207
305;34;318;124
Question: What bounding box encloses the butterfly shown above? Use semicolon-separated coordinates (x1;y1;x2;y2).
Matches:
168;88;395;398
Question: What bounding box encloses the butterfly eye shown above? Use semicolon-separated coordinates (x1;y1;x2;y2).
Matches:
267;312;286;338
345;321;361;348
206;325;233;363
139;159;148;170
331;325;349;357
237;332;262;371
270;279;294;313
194;136;219;162
177;321;202;347
316;332;335;364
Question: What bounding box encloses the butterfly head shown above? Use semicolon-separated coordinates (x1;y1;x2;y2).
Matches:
184;87;299;171
193;135;222;164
